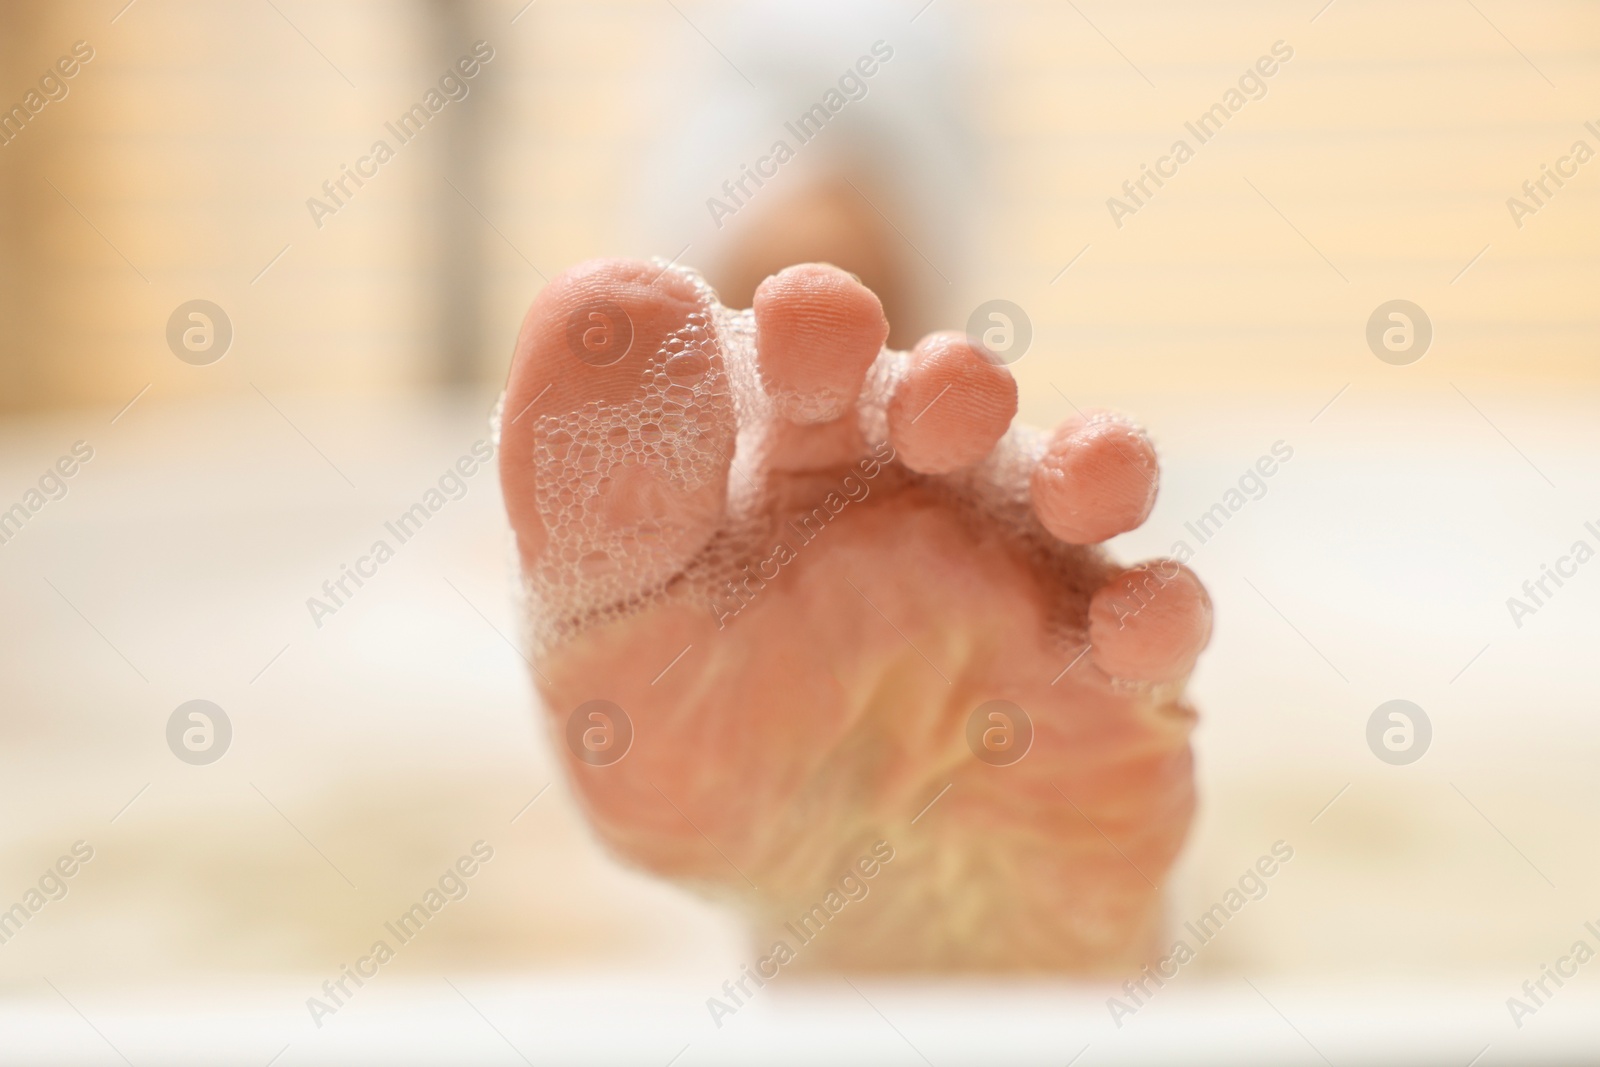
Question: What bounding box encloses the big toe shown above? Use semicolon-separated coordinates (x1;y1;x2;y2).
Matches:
499;258;734;616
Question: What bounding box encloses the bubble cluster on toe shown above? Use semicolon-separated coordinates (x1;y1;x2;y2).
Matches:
511;263;848;656
503;260;1188;671
522;271;734;651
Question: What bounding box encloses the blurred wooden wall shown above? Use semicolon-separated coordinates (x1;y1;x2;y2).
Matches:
1;0;1596;414
969;0;1600;404
0;0;498;414
490;0;1600;414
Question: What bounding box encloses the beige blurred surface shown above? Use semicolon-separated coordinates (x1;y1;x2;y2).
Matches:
2;0;1599;1059
4;384;1599;977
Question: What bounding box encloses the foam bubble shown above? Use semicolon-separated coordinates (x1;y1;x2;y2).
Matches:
505;262;1089;659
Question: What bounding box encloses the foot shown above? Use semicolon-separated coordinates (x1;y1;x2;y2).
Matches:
498;259;1211;972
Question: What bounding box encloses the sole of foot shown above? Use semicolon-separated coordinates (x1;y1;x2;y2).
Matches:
499;258;1211;972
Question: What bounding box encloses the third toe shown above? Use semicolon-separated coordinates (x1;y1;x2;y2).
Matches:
887;331;1017;474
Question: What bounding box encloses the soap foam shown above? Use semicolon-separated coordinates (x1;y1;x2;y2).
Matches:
494;261;1080;660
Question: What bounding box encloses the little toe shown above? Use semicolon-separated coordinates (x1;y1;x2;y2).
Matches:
1088;562;1212;683
499;258;734;603
1031;414;1159;544
887;331;1017;474
752;263;888;424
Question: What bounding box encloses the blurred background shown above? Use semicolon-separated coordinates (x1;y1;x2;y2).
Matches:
1;0;1598;1062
